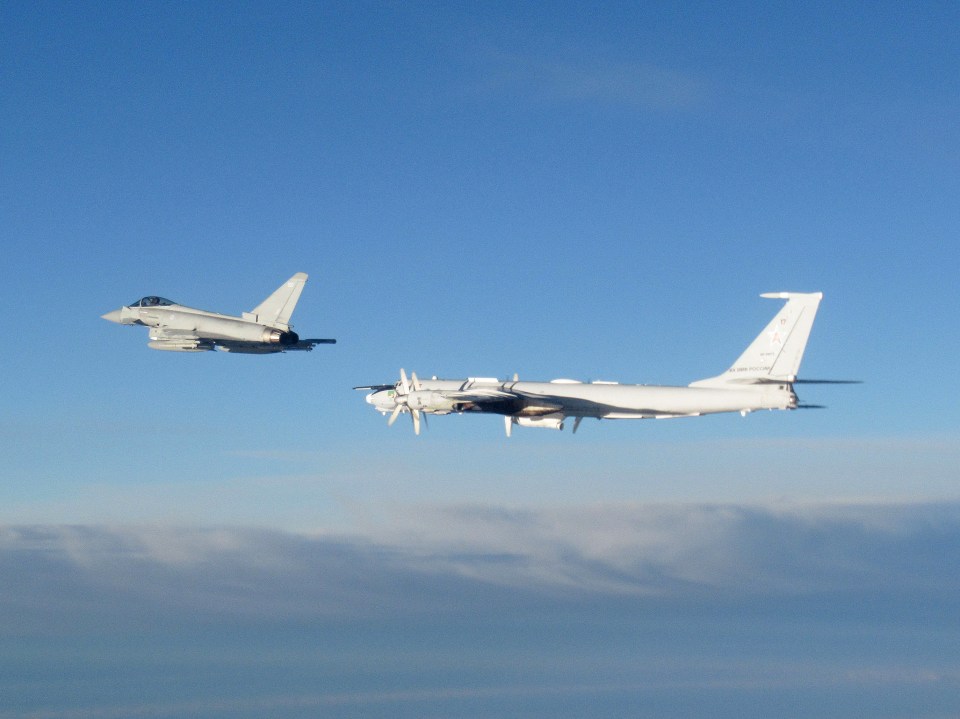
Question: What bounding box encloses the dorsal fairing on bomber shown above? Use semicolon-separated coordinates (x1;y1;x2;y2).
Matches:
689;292;823;388
244;272;308;330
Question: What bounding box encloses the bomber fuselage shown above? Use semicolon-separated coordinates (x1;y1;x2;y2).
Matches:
365;377;796;420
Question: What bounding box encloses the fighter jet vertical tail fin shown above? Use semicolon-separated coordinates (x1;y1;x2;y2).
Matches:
248;273;308;329
689;292;823;387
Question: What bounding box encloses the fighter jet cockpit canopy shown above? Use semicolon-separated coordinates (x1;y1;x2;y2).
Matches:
128;296;176;308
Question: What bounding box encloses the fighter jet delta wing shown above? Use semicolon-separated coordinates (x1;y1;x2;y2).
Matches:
211;337;337;354
101;272;336;353
359;292;855;436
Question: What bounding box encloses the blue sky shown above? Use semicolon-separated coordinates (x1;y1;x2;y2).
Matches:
1;1;959;716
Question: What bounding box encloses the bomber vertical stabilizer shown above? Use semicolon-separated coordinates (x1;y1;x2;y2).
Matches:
689;292;823;387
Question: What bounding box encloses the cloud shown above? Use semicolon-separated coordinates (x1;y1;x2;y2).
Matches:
356;499;960;598
3;500;960;627
4;504;960;719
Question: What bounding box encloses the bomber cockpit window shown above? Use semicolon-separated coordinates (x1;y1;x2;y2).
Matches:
130;296;175;307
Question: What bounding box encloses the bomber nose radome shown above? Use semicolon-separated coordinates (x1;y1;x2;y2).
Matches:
101;309;123;323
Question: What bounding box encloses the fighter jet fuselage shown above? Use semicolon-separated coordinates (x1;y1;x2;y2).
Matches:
101;273;335;353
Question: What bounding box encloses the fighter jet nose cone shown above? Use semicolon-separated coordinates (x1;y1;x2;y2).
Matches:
101;309;123;323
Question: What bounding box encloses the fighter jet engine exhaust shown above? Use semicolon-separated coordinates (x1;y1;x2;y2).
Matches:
264;329;300;345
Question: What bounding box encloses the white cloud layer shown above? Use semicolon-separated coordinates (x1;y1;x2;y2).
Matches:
3;500;959;617
3;501;960;719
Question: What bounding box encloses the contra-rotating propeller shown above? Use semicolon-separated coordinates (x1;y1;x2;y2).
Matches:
387;368;428;436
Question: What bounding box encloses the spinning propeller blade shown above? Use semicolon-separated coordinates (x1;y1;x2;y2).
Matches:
387;404;403;426
387;369;426;436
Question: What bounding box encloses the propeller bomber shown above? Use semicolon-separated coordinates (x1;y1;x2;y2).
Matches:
357;292;857;437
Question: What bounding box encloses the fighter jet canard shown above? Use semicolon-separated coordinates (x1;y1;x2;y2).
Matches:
101;273;336;353
357;292;857;436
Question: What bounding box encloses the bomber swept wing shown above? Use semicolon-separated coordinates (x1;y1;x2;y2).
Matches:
357;292;856;436
101;272;336;353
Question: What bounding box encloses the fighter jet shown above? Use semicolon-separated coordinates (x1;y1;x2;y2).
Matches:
357;292;850;435
101;272;336;353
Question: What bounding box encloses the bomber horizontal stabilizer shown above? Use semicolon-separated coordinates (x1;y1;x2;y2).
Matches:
792;379;861;385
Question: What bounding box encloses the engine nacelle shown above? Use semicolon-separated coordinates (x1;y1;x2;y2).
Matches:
514;415;565;431
406;391;458;414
